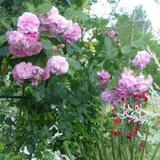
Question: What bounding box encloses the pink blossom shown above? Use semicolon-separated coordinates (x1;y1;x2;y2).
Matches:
6;31;24;45
27;42;43;56
135;75;153;93
132;50;151;69
116;68;153;96
8;40;43;57
39;6;59;31
106;30;117;39
17;12;40;33
96;69;110;89
24;32;40;43
126;133;132;139
39;6;81;42
97;69;110;80
49;15;70;37
62;23;81;43
31;66;49;86
6;31;43;57
47;56;69;75
96;80;109;90
39;7;69;37
101;89;119;104
12;62;36;84
43;67;50;80
12;62;49;85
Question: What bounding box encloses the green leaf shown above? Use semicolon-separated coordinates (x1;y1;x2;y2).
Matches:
37;1;52;13
77;11;89;22
131;39;144;48
0;143;4;152
121;45;131;54
0;46;9;57
0;35;6;47
11;17;18;27
70;44;82;53
150;142;160;160
27;144;34;154
67;57;81;70
64;8;77;20
26;2;35;12
103;37;112;52
107;77;117;88
65;0;72;5
66;45;74;55
41;39;52;50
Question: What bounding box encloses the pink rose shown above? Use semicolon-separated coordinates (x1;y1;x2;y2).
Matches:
106;30;117;39
12;62;36;84
62;23;81;43
132;50;151;70
101;89;119;104
18;12;40;33
47;56;69;75
96;69;110;89
116;68;153;96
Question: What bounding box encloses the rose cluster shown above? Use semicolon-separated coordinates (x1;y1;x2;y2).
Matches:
12;55;69;86
6;6;82;85
6;7;81;58
39;6;81;43
12;62;49;86
6;12;43;57
101;68;152;104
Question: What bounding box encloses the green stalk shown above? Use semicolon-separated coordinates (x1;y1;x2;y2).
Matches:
140;133;148;160
100;132;107;160
150;142;160;160
118;137;122;160
130;136;135;160
111;137;116;160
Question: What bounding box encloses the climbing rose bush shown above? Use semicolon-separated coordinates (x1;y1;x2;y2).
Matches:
6;6;81;85
99;54;153;141
2;2;160;159
132;50;151;70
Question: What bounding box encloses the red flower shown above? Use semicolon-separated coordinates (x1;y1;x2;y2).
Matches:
139;92;148;102
125;103;129;108
126;133;132;139
132;94;139;100
111;129;121;136
134;101;140;109
132;127;139;135
121;97;126;101
113;117;121;126
127;115;135;122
